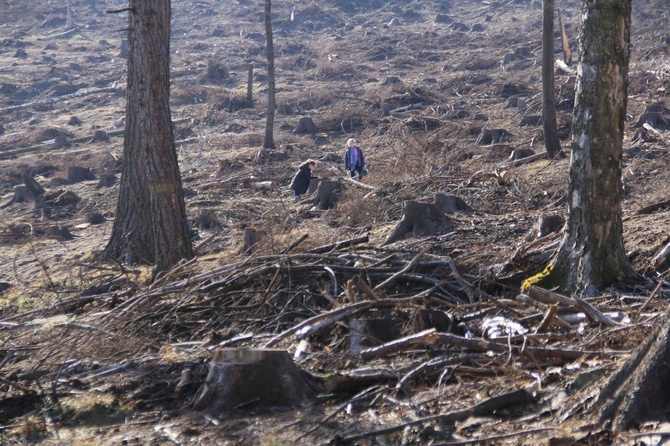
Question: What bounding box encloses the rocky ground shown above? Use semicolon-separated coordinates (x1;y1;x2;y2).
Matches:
2;0;670;444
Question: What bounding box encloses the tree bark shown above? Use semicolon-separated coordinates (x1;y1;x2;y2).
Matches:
193;349;317;413
263;0;276;149
104;0;193;272
588;309;670;430
541;0;633;294
542;0;561;158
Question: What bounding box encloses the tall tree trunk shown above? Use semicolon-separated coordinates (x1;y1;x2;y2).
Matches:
542;0;561;158
105;0;193;273
540;0;633;294
263;0;276;150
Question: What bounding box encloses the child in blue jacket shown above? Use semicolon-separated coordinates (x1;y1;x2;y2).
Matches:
344;138;367;179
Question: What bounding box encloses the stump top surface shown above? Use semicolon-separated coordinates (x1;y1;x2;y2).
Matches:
211;348;289;364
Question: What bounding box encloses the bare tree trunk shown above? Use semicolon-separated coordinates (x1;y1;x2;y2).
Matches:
263;0;276;150
542;0;561;158
246;63;253;107
541;0;633;294
105;0;193;273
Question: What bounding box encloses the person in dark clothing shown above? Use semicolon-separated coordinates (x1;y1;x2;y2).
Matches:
344;138;367;179
289;159;317;201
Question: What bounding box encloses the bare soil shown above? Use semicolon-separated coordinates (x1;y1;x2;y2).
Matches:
2;0;670;444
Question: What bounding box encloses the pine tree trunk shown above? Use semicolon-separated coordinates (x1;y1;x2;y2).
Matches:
542;0;561;158
105;0;193;272
263;0;276;150
547;0;633;293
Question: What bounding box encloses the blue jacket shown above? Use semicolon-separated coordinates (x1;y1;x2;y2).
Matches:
344;145;365;171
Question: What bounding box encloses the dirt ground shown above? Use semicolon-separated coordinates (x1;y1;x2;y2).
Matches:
2;0;670;444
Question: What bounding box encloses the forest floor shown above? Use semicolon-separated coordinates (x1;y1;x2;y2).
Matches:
2;0;670;444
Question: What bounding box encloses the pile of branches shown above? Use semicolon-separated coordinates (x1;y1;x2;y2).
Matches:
1;235;667;444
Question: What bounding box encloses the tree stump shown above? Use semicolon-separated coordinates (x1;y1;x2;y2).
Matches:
314;178;340;210
21;173;45;199
193;348;318;413
90;130;110;142
476;128;513;145
384;200;449;245
67;166;97;183
0;186;33;208
294;116;318;134
241;227;258;255
95;173;117;189
433;194;470;214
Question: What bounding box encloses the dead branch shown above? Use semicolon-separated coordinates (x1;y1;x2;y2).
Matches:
337;388;536;444
307;235;369;254
373;245;431;292
360;329;625;362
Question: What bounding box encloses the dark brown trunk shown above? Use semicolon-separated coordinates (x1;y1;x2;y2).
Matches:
263;0;276;149
542;0;561;158
105;0;193;272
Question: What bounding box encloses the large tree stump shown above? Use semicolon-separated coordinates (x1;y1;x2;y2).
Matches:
433;194;470;214
0;186;32;208
314;178;340;210
294;116;318;134
67;166;97;183
193;348;318;413
384;200;449;245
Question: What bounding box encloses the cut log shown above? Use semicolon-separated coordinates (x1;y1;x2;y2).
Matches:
384;200;450;245
193;348;318;413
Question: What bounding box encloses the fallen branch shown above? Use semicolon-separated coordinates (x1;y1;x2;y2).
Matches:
343;176;378;191
373;245;431;293
307;235;369;254
337;388;535;444
360;329;625;361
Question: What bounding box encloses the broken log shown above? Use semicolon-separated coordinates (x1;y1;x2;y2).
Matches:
193;348;318;413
